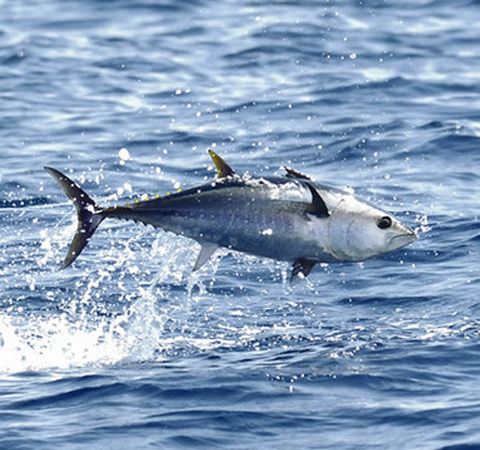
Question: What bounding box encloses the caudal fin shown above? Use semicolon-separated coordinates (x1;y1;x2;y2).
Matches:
44;167;105;268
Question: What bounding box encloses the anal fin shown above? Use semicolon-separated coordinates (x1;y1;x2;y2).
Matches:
193;242;219;272
291;258;316;280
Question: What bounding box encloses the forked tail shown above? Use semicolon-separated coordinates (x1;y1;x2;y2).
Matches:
44;167;105;268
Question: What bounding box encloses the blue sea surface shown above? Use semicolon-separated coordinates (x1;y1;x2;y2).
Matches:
1;1;480;449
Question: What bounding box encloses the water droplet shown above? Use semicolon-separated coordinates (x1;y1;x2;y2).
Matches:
118;148;130;165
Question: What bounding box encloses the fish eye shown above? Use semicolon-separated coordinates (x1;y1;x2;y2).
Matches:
377;216;392;230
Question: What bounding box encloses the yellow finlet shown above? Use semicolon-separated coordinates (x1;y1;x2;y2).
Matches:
208;149;235;178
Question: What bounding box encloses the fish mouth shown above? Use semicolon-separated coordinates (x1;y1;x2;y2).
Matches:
391;227;417;246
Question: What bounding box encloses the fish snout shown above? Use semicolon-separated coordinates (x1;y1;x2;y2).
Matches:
405;225;417;240
391;223;417;247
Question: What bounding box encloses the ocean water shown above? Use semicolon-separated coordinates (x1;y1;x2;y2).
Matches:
1;0;479;448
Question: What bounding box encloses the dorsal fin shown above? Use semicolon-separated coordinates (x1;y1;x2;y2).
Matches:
305;183;330;218
284;166;311;180
208;149;235;178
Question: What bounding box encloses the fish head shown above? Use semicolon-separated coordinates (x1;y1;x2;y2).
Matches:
327;195;416;261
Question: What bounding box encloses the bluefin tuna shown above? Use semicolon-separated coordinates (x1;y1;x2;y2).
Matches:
45;150;416;279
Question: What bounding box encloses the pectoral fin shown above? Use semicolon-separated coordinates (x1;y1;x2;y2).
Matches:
193;242;219;272
208;149;235;178
305;183;329;218
291;258;316;280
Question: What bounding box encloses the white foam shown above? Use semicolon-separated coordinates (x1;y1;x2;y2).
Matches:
362;68;394;82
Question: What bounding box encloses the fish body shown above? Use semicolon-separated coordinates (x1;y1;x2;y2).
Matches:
106;177;335;262
45;151;416;278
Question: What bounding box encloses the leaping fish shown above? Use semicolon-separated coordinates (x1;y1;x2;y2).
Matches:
44;150;416;279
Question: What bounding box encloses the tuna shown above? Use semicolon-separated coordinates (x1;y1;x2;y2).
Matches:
45;150;416;279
